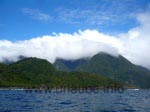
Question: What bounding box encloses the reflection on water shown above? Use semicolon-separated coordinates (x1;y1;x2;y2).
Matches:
0;89;150;112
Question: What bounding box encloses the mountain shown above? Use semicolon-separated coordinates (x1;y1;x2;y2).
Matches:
54;59;86;71
0;58;56;87
0;63;7;73
54;52;150;88
0;57;125;88
8;57;56;75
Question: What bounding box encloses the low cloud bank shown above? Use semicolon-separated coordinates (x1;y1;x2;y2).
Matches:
0;30;119;63
0;12;150;69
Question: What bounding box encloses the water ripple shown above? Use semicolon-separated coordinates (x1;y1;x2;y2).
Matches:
0;90;150;112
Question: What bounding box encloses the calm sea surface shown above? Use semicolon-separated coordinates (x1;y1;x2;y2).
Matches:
0;89;150;112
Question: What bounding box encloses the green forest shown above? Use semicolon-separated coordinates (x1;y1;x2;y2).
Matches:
0;58;125;89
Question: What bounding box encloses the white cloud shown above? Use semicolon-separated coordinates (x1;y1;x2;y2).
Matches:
22;8;52;21
118;12;150;68
0;30;119;63
55;0;143;26
0;12;150;69
56;8;129;26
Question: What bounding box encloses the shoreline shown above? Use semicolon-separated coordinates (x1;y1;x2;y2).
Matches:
0;86;141;90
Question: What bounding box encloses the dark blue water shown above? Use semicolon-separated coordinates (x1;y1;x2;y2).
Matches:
0;89;150;112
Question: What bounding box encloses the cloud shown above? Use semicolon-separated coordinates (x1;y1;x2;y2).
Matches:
0;30;119;63
56;8;126;26
22;8;52;21
55;0;144;27
118;12;150;68
0;11;150;69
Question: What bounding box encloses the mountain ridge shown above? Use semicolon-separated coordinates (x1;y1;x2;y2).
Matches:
0;57;125;88
54;52;150;88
